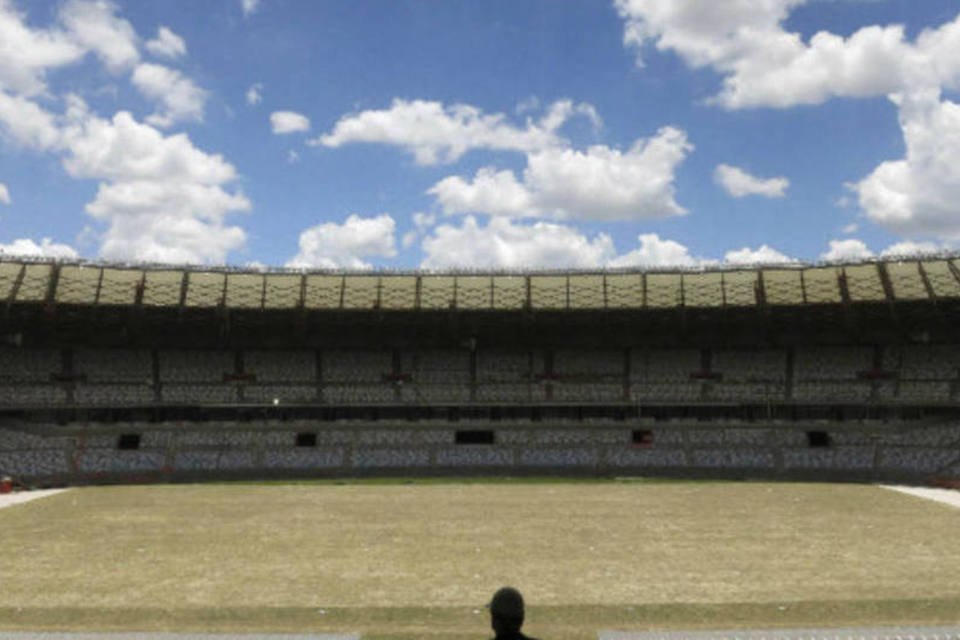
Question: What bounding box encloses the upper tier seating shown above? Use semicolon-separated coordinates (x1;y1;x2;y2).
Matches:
323;350;391;383
0;348;60;382
74;349;152;383
159;350;234;383
244;350;315;383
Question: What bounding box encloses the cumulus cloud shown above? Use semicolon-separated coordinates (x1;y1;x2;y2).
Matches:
429;168;534;218
402;211;437;249
608;233;698;268
0;237;77;258
131;63;206;128
614;2;960;247
58;0;139;73
287;214;396;269
246;83;262;106
241;0;260;17
0;0;140;96
0;182;9;205
0;96;249;264
614;0;960;109
723;244;793;265
854;91;960;240
879;240;944;257
714;164;789;198
0;90;64;150
821;238;873;262
0;0;83;95
270;110;311;134
429;126;692;222
145;26;186;59
312;98;600;165
412;212;436;230
420;216;616;269
58;103;250;263
0;3;247;264
1;2;207;131
420;222;718;270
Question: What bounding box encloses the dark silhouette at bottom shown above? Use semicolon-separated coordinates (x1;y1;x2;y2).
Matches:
488;586;540;640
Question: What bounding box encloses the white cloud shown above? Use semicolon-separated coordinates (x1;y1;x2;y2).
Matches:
412;212;436;230
145;26;186;59
312;98;599;165
420;222;792;270
429;168;534;218
0;0;83;95
421;216;616;269
131;63;206;128
524;128;691;220
723;244;793;264
0;5;246;265
0;237;77;259
0;2;205;132
714;163;789;198
612;3;960;246
0;90;63;150
515;96;540;115
429;126;691;221
287;150;300;164
0;181;9;205
245;260;267;271
608;233;698;268
241;0;260;17
821;238;873;261
287;214;396;269
614;0;960;109
0;0;144;97
270;110;311;134
246;83;263;106
58;0;139;73
880;240;944;257
842;223;858;234
55;100;249;263
60;100;231;184
402;212;437;249
854;91;960;240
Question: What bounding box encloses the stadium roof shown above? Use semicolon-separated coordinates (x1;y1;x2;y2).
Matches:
1;254;959;312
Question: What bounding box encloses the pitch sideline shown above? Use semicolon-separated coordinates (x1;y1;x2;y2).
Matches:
0;488;67;510
599;625;960;640
880;485;960;509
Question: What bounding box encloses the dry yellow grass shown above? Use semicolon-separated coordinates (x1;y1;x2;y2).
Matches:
1;480;959;637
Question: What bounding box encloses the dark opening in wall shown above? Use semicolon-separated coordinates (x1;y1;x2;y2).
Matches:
807;430;831;448
117;433;141;450
295;432;317;447
455;429;495;445
631;429;654;448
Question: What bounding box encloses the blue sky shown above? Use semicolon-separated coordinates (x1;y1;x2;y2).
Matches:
1;0;959;269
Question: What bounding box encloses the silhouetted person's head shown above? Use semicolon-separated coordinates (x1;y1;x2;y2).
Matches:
488;586;525;636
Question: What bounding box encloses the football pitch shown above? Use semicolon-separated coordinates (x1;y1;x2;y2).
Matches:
1;479;959;640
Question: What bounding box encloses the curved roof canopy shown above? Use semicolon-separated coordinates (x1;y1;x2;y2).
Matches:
1;255;958;312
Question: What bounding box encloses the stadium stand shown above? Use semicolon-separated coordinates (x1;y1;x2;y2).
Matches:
0;255;959;484
631;349;702;402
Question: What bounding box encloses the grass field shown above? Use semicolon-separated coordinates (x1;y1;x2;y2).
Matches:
1;479;960;639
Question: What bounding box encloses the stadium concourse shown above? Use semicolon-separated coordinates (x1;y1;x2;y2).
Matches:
0;254;959;484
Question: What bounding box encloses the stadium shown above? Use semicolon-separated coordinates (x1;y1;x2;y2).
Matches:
1;254;960;639
2;254;960;484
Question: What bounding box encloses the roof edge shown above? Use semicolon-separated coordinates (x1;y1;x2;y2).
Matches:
0;250;957;277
